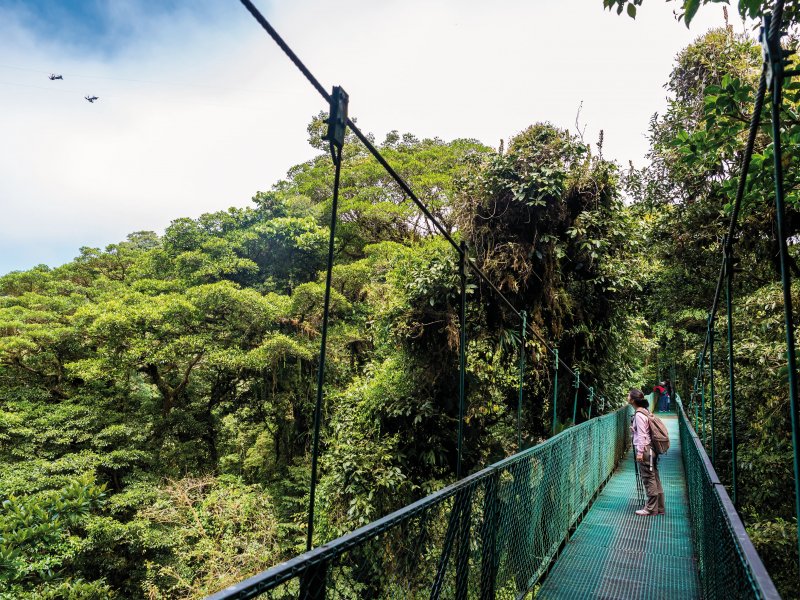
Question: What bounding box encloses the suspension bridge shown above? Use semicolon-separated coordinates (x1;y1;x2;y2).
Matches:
209;397;777;599
206;0;798;597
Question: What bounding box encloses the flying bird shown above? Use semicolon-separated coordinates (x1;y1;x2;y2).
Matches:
85;95;98;103
48;74;63;80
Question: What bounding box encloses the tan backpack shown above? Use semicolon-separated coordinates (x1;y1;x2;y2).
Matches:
636;408;670;454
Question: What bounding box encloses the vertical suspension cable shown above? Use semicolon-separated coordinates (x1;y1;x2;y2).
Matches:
725;245;738;506
655;352;659;391
572;369;581;426
765;9;800;560
457;242;467;479
710;321;716;465
307;143;343;551
517;311;527;450
700;357;707;447
672;363;677;409
680;48;766;520
552;348;559;435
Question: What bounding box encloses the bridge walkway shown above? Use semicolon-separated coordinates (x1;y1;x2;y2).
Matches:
538;414;700;599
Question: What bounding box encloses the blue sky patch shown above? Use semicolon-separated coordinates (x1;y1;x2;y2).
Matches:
1;0;224;56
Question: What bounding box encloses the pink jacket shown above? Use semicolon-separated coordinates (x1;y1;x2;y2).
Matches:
631;409;651;454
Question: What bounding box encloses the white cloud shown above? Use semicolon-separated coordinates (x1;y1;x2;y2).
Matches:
0;0;729;274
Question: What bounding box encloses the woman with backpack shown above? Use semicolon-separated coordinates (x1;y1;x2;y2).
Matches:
629;388;665;516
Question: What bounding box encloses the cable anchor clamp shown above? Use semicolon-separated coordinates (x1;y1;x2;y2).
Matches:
324;86;349;164
760;15;791;91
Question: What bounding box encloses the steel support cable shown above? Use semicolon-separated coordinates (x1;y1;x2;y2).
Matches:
572;369;581;426
238;0;461;254
694;0;781;510
689;71;767;474
770;0;785;38
345;121;460;250
551;348;559;435
307;143;343;552
710;321;716;465
466;258;604;397
468;258;523;318
462;245;610;415
239;0;328;99
695;352;705;435
700;361;707;446
238;0;608;409
698;72;767;366
517;311;527;450
765;0;800;565
457;242;467;480
725;248;738;506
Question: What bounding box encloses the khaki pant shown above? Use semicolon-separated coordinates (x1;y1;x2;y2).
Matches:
638;446;664;513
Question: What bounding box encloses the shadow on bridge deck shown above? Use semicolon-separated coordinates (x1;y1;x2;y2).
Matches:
537;414;700;599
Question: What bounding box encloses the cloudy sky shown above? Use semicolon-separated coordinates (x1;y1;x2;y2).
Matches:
0;0;730;275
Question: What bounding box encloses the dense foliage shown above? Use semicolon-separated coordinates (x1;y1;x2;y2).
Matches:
0;121;643;597
6;6;800;595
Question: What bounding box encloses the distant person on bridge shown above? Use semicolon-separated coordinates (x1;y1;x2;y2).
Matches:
629;389;665;516
653;382;668;412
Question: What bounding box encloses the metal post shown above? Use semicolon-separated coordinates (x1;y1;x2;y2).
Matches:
431;490;467;600
765;17;800;559
710;322;716;465
552;348;559;435
457;242;467;480
588;387;595;419
479;471;500;600
299;561;329;600
307;143;343;552
725;246;738;505
455;499;471;600
517;311;527;451
572;369;581;426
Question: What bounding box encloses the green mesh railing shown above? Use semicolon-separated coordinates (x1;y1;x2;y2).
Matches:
207;406;630;599
677;395;780;600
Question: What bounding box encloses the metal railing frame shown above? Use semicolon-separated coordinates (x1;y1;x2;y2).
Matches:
676;395;780;599
207;406;631;599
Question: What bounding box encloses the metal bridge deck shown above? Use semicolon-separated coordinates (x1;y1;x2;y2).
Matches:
537;414;700;599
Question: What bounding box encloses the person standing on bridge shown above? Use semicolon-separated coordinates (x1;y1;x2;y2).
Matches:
629;389;665;516
653;382;666;412
658;382;670;412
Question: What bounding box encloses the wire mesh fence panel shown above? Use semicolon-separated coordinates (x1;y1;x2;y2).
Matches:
676;397;780;600
206;407;631;600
